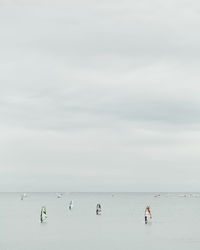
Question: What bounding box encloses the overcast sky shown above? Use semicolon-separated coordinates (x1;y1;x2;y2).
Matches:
1;0;200;192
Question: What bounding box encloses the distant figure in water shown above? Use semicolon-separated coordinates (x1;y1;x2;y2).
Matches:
144;205;152;224
20;193;27;200
69;200;73;210
40;206;47;223
96;203;101;215
57;193;62;198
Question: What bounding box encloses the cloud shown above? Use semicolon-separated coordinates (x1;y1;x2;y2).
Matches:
0;0;200;191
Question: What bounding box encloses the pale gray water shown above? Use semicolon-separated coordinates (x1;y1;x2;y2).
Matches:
0;192;200;250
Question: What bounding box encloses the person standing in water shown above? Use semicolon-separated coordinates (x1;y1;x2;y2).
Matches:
144;205;152;224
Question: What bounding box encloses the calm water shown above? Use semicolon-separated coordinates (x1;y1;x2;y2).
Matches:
0;192;200;250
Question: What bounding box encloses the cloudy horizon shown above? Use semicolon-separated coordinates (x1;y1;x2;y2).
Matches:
1;0;200;192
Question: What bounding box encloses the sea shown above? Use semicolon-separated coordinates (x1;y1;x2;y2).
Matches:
0;192;200;250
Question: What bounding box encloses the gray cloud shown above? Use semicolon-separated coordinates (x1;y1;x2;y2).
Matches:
0;0;200;191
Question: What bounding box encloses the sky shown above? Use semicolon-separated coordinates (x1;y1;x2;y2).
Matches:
0;0;200;192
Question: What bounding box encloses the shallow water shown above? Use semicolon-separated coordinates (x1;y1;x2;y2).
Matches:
1;192;200;250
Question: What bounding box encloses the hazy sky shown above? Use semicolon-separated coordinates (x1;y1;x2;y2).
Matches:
1;0;200;191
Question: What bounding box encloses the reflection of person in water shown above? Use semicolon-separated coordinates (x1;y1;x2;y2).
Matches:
144;205;152;224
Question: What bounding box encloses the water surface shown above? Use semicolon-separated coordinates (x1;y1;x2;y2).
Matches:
0;192;199;250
